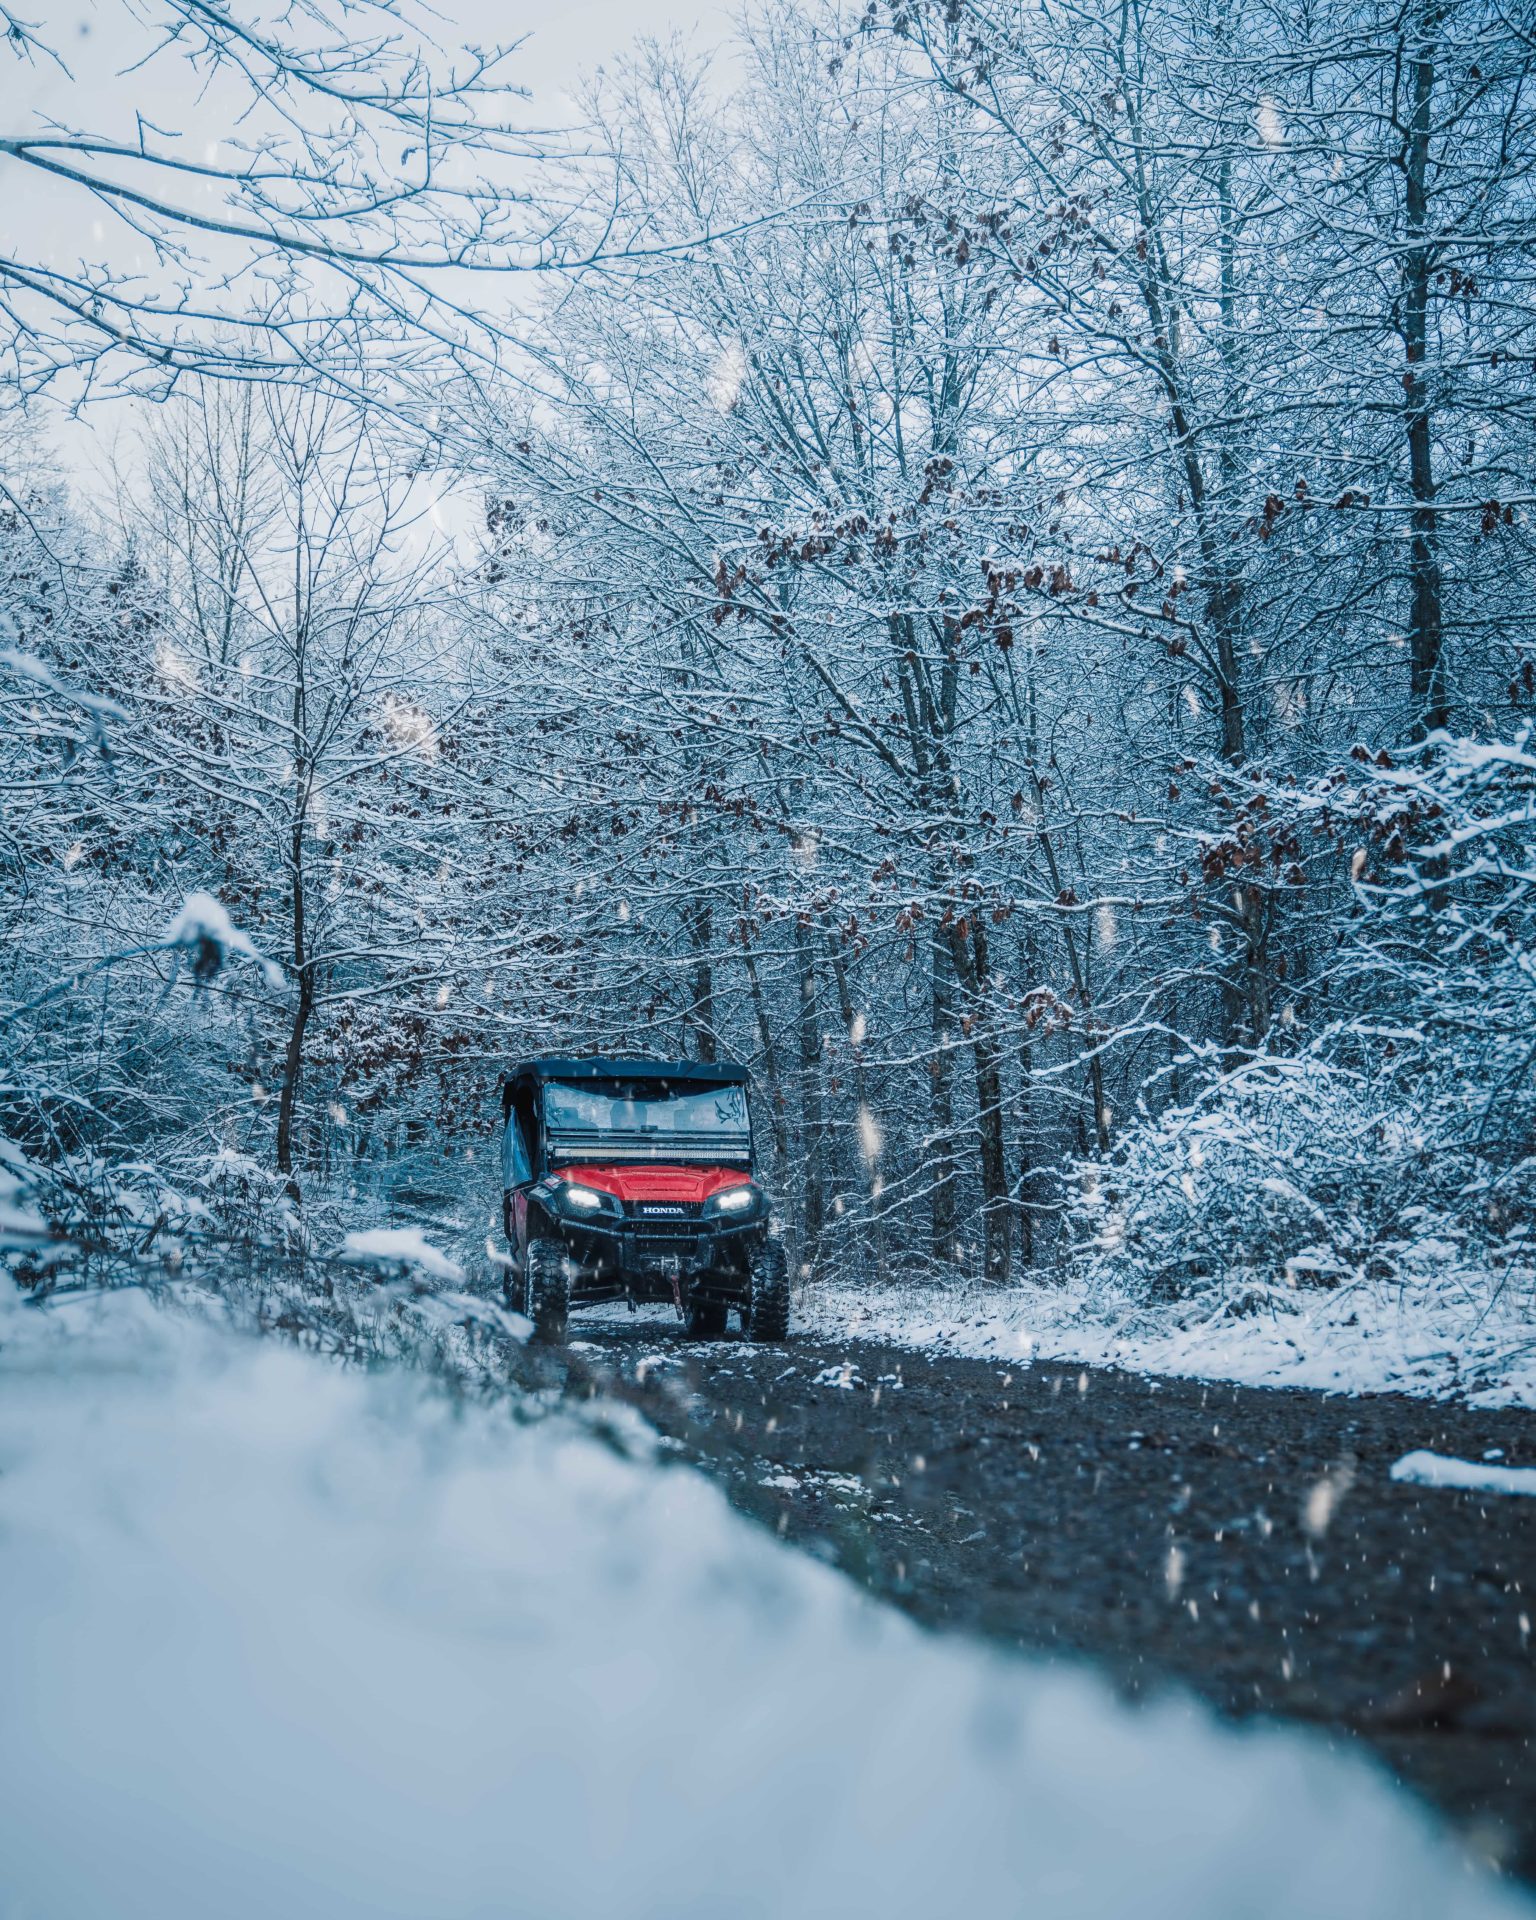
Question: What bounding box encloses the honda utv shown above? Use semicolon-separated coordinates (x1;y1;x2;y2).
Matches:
499;1057;789;1344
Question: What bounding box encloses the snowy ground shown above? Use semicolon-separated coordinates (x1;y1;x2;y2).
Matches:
1;1281;1530;1919
798;1267;1536;1409
387;1159;1536;1408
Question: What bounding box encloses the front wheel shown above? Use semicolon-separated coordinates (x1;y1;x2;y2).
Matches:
744;1240;790;1343
523;1236;570;1343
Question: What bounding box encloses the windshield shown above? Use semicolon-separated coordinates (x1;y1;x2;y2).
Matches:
544;1079;749;1140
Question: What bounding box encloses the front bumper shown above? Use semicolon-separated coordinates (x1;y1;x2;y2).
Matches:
539;1205;766;1298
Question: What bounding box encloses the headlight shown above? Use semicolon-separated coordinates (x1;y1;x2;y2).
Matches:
706;1183;758;1218
558;1181;615;1217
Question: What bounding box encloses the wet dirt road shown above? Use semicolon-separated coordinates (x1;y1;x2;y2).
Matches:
552;1315;1536;1882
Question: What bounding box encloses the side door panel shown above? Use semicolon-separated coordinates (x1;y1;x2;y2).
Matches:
502;1089;538;1258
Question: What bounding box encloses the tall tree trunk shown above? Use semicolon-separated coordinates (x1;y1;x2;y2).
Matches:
793;916;826;1274
822;923;889;1283
929;923;959;1267
998;653;1111;1153
684;899;717;1061
1126;142;1247;767
275;792;311;1199
1121;84;1281;1052
948;917;1010;1282
1404;6;1448;739
741;932;788;1181
1237;886;1271;1046
1015;1027;1036;1269
274;977;312;1195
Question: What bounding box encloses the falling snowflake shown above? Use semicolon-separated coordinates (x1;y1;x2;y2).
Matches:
380;694;438;760
707;338;747;411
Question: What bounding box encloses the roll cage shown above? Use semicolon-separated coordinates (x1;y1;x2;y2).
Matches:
501;1057;758;1182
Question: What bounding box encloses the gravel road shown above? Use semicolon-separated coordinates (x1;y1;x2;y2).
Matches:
548;1313;1536;1883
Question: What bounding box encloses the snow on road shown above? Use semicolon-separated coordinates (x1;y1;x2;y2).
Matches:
1391;1451;1536;1496
0;1284;1527;1920
800;1272;1536;1408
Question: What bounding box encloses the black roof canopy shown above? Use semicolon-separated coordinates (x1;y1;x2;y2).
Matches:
505;1056;750;1099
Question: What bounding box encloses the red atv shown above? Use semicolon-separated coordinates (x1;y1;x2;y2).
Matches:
500;1057;789;1344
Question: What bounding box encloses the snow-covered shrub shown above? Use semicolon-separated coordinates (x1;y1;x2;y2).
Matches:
1071;731;1536;1316
1345;728;1536;1217
0;1137;48;1255
190;1147;299;1245
5;1140;305;1299
1068;1052;1479;1309
2;1143;213;1293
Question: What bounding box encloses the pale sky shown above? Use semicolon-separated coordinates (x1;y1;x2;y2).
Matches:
6;0;731;486
470;0;726;94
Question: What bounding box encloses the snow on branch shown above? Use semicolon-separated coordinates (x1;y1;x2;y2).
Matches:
337;1227;465;1283
164;893;285;990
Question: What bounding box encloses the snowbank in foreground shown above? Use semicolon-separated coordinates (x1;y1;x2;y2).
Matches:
800;1271;1536;1408
0;1287;1526;1920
